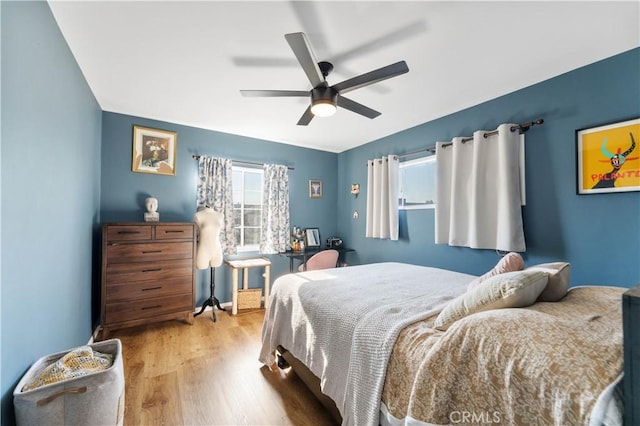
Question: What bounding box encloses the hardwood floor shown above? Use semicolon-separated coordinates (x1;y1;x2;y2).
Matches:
101;308;337;426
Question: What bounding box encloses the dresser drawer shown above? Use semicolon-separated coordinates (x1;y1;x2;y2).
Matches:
107;241;193;263
106;259;193;285
156;224;194;240
105;293;193;324
106;277;192;303
106;225;152;242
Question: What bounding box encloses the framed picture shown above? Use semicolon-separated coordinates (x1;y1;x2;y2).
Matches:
309;179;322;198
576;117;639;194
132;126;177;176
305;228;321;248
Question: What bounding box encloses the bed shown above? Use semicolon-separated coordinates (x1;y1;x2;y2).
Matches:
259;262;625;426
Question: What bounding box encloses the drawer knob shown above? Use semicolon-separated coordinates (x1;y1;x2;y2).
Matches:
142;268;162;273
142;250;162;254
117;230;140;234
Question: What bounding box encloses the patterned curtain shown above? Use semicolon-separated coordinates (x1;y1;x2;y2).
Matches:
259;164;290;254
196;156;236;255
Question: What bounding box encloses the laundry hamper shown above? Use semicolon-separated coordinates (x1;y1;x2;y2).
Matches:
13;339;124;426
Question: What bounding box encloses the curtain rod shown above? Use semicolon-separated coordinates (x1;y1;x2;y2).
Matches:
398;118;544;158
192;154;295;170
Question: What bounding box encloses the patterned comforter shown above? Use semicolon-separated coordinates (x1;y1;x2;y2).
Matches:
261;262;625;426
381;286;625;425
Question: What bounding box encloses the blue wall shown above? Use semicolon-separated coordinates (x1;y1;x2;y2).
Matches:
337;48;640;286
1;2;102;423
1;3;637;423
100;112;339;306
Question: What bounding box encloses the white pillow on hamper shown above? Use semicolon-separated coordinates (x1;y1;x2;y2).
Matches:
433;270;549;331
527;262;570;302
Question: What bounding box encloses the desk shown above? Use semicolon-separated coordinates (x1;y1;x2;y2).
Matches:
279;247;354;272
224;257;271;315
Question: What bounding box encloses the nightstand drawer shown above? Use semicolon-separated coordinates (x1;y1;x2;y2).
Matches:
106;225;152;242
156;224;195;240
107;241;193;263
106;277;192;302
106;259;193;285
105;293;193;323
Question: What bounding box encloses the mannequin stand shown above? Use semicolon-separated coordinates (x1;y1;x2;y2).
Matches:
194;267;225;322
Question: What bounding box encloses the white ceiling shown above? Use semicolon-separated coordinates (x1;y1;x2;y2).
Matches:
48;1;639;153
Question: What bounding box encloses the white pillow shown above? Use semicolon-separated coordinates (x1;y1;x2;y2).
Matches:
527;262;570;302
434;270;549;331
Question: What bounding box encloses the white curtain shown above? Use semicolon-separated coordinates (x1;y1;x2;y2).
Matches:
435;123;525;252
196;156;237;255
366;155;400;240
259;164;290;254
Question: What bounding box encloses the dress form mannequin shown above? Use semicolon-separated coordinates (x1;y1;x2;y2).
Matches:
193;206;225;321
194;207;223;269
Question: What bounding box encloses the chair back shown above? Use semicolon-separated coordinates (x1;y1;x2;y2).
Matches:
303;250;339;271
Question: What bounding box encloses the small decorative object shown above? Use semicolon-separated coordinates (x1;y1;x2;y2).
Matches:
144;197;159;222
291;226;305;251
305;228;321;247
309;179;322;198
132;126;177;176
351;183;360;197
576;117;639;194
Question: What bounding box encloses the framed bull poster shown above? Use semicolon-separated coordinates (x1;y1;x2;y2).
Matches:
576;117;639;194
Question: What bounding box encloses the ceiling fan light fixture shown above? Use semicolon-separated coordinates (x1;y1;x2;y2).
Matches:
310;87;338;117
311;100;337;117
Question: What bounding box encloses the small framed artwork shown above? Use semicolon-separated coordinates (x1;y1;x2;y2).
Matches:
576;117;639;194
309;179;322;198
305;228;321;247
132;126;177;176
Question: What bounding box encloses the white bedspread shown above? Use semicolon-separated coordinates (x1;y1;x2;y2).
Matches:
259;262;475;426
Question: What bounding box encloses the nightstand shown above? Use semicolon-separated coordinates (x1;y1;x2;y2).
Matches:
623;285;640;425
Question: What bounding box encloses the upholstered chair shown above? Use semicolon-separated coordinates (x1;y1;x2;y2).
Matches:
298;250;339;271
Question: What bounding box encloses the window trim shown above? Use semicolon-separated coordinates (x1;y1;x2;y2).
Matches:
232;166;263;252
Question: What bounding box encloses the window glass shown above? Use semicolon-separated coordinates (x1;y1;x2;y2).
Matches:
399;155;437;210
232;166;263;250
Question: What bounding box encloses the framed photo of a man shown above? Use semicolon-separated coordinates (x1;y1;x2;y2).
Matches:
132;126;177;176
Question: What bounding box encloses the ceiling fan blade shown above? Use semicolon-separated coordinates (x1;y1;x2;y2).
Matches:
332;61;409;95
332;22;426;64
337;96;381;119
240;90;309;97
297;106;314;126
285;32;326;89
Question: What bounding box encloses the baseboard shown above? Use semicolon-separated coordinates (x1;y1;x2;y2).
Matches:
88;326;100;345
194;301;232;313
88;301;236;344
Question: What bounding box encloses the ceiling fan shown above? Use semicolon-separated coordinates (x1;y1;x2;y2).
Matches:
240;32;409;126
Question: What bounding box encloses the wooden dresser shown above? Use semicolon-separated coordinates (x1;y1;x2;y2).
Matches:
100;222;196;338
623;285;640;426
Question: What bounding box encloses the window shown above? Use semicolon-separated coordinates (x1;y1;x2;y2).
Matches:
399;155;437;210
232;166;263;251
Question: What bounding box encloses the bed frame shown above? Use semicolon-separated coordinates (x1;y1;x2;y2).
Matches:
277;345;342;424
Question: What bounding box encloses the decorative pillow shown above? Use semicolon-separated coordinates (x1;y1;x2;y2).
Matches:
434;270;549;331
467;252;524;291
527;262;570;302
